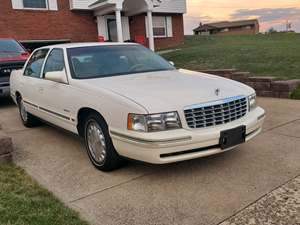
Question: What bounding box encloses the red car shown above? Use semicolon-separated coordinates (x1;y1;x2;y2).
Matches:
0;38;30;97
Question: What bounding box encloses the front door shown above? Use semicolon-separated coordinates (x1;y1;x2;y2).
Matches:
107;19;118;42
39;48;76;132
21;48;50;118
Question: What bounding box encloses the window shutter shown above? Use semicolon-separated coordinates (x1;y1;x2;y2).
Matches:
166;16;173;37
11;0;23;9
145;16;149;38
121;17;130;41
48;0;58;10
97;16;107;40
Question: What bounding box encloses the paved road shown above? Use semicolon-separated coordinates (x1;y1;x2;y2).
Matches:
0;97;299;225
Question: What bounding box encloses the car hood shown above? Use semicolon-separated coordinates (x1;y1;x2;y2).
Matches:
75;69;254;113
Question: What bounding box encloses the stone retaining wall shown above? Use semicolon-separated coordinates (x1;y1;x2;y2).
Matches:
200;69;300;98
0;131;13;164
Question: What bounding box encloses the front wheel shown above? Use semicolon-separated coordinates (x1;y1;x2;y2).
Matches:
84;113;124;171
17;96;39;128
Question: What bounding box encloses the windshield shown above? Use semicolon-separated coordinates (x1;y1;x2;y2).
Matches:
67;45;175;79
0;40;25;53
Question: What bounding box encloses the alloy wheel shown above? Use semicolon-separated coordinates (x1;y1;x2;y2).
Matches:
86;120;107;165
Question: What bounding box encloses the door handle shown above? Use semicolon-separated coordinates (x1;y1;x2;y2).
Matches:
38;87;44;93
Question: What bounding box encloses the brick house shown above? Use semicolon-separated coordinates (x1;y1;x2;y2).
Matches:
193;19;259;36
1;0;187;50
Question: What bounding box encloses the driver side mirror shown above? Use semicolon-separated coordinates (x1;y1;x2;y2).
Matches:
45;69;68;84
169;61;175;66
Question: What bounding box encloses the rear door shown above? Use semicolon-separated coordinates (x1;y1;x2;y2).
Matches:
21;49;49;117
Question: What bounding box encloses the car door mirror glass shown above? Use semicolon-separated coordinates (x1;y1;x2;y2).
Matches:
45;69;68;84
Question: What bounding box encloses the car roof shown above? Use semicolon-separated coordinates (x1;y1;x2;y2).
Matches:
39;42;139;50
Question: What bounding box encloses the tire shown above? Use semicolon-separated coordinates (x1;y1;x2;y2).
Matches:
17;96;39;128
84;112;124;171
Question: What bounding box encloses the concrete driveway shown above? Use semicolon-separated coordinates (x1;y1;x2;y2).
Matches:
0;97;300;225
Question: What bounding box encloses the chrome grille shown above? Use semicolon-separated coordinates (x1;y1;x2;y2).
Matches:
184;96;248;129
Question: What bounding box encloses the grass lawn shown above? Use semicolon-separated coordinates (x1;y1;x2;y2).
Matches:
163;33;300;80
0;165;89;225
163;33;300;99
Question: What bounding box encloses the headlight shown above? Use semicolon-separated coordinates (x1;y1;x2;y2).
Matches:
127;112;182;132
248;93;257;111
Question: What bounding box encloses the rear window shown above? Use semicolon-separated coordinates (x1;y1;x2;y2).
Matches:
0;40;25;53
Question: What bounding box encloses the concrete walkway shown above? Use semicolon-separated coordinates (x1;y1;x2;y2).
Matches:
0;97;300;225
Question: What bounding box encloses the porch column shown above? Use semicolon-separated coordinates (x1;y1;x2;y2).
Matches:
147;10;155;51
115;8;123;42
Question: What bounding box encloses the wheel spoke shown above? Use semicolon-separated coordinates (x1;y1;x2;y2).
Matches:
86;121;107;165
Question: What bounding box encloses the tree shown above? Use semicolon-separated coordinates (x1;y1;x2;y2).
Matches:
267;27;277;34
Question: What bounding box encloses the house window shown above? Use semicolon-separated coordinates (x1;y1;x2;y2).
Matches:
145;16;173;38
220;28;229;33
153;16;167;37
23;0;47;8
11;0;57;11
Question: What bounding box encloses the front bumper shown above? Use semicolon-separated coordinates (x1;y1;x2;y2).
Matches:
110;107;266;164
0;85;10;97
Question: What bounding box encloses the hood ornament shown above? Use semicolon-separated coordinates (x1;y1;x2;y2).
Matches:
215;88;220;96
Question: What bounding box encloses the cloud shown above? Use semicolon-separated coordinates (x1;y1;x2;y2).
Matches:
231;7;300;22
184;15;214;35
230;7;300;31
184;1;300;34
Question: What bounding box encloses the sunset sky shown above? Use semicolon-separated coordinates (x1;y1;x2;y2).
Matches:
184;0;300;34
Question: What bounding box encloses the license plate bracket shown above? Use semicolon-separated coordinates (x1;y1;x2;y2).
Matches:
220;126;246;150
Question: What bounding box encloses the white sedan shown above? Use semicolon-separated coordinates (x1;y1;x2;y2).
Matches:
10;43;265;171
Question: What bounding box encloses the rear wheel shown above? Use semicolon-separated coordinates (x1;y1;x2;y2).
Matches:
84;113;124;171
17;96;39;128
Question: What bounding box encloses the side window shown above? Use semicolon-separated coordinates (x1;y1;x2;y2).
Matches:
24;49;49;78
43;49;65;77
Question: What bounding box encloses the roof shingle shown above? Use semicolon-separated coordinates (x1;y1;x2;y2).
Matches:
194;19;259;32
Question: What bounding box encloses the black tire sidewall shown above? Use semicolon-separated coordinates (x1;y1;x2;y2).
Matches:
17;95;38;128
83;113;122;171
17;96;28;125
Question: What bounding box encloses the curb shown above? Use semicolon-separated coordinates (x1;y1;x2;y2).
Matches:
0;130;13;164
